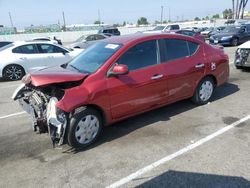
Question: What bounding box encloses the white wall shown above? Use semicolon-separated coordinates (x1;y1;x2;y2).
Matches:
0;27;154;43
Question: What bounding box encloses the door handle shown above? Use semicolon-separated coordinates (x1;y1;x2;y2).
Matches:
195;63;205;69
19;57;27;60
151;74;163;80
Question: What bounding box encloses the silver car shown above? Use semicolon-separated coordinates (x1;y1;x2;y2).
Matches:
70;34;111;49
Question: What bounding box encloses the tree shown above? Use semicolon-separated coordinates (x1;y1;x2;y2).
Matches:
232;0;249;19
194;17;201;21
223;9;233;19
123;21;126;26
137;17;149;25
212;14;220;19
94;20;101;25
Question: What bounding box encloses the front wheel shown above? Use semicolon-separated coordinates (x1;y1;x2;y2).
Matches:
192;77;215;105
67;107;103;149
3;65;25;81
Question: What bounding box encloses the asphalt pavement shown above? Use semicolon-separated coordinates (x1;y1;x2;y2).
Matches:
0;46;250;188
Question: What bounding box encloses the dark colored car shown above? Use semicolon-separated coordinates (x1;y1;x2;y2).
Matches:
169;30;205;41
209;25;250;46
98;27;120;36
0;41;13;48
13;33;229;149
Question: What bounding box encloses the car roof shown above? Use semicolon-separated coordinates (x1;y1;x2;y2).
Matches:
103;33;198;45
12;41;56;45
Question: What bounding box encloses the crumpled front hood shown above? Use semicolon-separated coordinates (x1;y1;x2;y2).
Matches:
29;65;88;87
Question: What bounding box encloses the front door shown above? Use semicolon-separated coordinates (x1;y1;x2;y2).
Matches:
107;40;168;119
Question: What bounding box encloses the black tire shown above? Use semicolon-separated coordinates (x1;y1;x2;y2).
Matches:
3;64;25;81
67;107;103;149
192;77;215;105
231;38;239;46
235;65;242;69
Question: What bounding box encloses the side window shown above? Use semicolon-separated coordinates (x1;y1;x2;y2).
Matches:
117;40;158;71
188;41;199;56
86;35;95;41
12;44;38;54
95;35;105;40
37;44;68;53
160;39;189;62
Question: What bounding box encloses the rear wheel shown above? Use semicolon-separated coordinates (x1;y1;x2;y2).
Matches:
235;65;243;69
3;64;25;81
192;77;215;105
67;107;103;149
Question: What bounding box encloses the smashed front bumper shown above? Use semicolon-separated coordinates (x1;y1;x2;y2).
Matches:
12;85;68;147
46;97;67;147
234;48;250;67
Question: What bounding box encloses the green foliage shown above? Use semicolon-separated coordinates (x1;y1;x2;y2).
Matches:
137;17;149;25
94;20;101;25
223;9;233;19
194;17;201;21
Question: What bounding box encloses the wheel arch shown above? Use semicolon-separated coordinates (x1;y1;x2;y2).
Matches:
2;64;26;80
193;74;217;95
73;104;107;126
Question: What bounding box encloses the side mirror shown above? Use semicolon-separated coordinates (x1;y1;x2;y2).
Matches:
107;64;129;77
62;51;68;55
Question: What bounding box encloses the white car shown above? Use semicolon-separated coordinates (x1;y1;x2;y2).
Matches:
32;36;62;45
0;41;83;80
143;24;180;34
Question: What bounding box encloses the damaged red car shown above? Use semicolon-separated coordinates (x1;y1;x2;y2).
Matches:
12;33;229;149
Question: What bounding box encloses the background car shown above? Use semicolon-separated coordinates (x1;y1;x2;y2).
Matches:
0;41;83;80
0;41;13;48
169;30;205;41
32;36;62;45
200;27;215;39
209;24;250;46
97;27;120;36
13;33;229;149
69;33;111;49
234;40;250;69
143;24;180;33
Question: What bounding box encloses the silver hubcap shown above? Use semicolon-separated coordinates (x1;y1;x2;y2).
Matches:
75;115;99;144
199;81;213;102
5;66;23;80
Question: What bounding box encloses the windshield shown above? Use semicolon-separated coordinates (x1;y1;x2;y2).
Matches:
75;35;87;42
222;26;241;33
153;26;165;31
68;42;122;73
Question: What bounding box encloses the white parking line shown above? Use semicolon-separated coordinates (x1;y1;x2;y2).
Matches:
0;111;25;120
106;114;250;188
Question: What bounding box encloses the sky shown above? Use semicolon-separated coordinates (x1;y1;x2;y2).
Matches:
1;0;250;28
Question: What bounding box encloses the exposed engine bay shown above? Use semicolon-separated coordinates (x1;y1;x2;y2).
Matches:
235;48;250;67
12;78;84;148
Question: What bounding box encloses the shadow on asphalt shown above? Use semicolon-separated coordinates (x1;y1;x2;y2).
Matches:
135;170;250;188
68;82;239;154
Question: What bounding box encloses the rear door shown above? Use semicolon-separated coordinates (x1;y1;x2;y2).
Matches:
12;44;47;72
159;38;205;103
37;44;72;66
107;40;168;119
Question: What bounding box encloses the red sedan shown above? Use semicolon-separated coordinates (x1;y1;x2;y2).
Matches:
13;33;229;149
